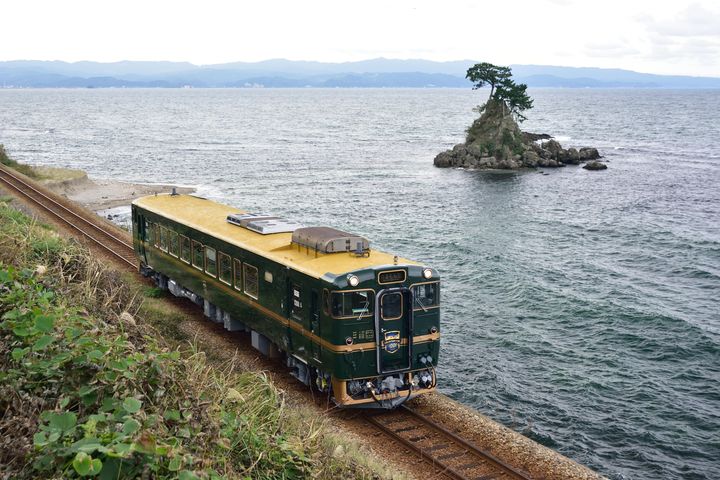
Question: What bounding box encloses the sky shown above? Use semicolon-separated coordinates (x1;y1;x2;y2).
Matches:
2;0;719;77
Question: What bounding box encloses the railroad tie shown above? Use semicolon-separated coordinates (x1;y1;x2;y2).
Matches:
425;443;449;452
394;425;420;433
437;450;466;461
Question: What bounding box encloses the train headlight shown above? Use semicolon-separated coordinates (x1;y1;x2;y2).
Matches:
423;268;433;279
347;274;359;287
345;337;353;345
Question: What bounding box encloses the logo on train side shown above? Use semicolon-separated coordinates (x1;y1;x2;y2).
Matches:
384;331;400;354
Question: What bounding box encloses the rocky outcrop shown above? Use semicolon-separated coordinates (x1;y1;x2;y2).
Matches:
582;161;608;171
434;100;602;170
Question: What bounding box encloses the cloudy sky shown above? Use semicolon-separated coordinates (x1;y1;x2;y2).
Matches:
3;0;719;76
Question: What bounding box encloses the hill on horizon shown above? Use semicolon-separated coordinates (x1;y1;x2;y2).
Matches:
1;58;719;89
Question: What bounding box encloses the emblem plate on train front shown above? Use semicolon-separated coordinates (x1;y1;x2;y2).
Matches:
383;331;400;354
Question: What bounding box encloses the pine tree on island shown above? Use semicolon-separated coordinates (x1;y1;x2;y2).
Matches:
466;62;533;122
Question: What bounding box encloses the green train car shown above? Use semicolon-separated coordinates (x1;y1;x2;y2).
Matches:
131;193;440;408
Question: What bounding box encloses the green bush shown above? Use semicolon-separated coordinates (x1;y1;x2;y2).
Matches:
0;264;324;478
0;144;41;179
0;205;377;480
0;144;11;165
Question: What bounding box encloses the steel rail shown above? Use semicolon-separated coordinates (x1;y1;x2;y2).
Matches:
0;164;136;269
401;405;532;479
365;404;532;480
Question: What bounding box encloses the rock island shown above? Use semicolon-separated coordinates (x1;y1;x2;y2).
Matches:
434;62;603;170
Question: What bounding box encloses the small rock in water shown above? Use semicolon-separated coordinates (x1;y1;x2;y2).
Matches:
583;161;608;171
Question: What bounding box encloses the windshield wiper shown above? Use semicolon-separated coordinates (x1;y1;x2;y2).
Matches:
414;295;428;313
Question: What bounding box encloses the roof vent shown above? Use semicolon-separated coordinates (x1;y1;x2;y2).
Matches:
227;213;304;235
292;227;370;254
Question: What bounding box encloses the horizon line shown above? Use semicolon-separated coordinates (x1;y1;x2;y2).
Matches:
1;57;719;79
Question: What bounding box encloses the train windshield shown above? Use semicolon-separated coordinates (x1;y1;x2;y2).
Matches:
412;282;439;308
331;290;374;318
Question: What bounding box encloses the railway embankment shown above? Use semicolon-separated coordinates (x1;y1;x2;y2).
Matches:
1;153;606;479
0;196;391;479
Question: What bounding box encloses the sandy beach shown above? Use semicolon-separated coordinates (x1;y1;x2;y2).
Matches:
38;167;195;211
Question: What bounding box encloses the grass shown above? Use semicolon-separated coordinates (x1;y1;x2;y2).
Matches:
0;144;85;183
0;144;41;179
0;202;389;479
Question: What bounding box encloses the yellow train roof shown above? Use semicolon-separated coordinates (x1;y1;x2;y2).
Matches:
132;194;418;279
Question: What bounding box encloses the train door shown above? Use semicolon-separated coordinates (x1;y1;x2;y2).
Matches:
133;207;147;263
310;290;320;362
375;288;413;374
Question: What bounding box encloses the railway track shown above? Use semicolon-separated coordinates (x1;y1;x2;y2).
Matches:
1;163;535;480
365;405;532;480
0;164;137;269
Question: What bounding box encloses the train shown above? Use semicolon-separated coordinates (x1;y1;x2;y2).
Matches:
131;192;440;408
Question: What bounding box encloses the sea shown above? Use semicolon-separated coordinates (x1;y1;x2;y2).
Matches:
1;88;718;480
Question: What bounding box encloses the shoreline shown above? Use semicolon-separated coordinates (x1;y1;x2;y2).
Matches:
39;167;196;211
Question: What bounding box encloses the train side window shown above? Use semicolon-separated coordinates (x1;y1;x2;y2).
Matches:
147;221;154;244
169;231;179;257
243;263;259;299
291;284;303;319
219;252;232;285
159;226;168;252
412;282;439;308
180;235;191;263
192;241;204;270
205;247;217;277
233;259;242;291
154;225;160;248
322;289;330;316
330;290;374;318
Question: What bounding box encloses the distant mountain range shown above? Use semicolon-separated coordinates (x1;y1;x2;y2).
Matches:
1;59;719;89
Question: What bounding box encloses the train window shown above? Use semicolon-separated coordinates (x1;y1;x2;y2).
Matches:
381;293;403;321
192;241;204;270
243;263;259;299
159;226;168;252
169;231;179;257
323;289;330;316
154;225;160;248
146;221;154;243
412;282;439;309
291;284;303;319
331;290;374;318
219;252;232;285
205;247;217;277
233;259;242;290
180;236;191;263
